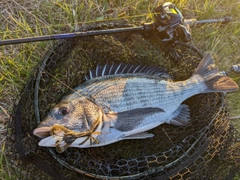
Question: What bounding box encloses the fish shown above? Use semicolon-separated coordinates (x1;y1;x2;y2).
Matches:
33;53;238;152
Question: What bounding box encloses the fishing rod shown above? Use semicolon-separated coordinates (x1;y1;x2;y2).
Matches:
0;2;232;46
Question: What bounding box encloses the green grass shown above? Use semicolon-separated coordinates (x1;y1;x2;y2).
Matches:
1;0;240;179
0;143;13;180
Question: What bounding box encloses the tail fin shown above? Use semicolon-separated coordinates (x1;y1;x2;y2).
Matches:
194;53;238;92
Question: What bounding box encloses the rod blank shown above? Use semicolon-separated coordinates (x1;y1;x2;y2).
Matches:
184;16;232;27
0;26;144;46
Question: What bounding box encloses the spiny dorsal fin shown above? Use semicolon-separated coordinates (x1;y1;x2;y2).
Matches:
85;64;171;80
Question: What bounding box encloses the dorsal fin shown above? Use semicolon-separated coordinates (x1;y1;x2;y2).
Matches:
85;64;171;80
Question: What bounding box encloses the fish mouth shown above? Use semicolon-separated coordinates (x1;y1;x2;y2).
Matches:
33;127;52;138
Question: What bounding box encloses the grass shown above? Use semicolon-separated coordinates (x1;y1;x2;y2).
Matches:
0;143;12;180
0;0;240;179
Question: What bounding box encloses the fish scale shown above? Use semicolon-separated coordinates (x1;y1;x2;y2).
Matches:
78;76;201;114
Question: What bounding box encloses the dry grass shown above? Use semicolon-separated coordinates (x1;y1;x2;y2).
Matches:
0;0;240;179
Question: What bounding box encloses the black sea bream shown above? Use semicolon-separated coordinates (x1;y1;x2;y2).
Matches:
33;53;238;151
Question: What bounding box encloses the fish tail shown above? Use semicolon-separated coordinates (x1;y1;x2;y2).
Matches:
194;53;238;92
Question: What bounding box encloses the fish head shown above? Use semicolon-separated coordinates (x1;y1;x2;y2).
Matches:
33;96;102;138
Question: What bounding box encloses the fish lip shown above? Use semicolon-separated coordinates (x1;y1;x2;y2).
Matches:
33;127;52;138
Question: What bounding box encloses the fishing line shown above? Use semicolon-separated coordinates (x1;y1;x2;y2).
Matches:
40;68;83;97
34;40;84;123
0;13;151;36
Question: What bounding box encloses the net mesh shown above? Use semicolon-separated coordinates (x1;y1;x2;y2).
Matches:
6;22;240;180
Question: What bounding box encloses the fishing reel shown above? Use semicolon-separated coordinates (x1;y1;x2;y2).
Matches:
153;2;191;44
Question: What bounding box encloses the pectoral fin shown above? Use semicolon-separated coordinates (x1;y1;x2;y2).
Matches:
169;104;190;126
105;107;164;132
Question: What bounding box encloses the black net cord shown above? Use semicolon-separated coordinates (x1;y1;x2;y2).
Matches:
14;94;70;180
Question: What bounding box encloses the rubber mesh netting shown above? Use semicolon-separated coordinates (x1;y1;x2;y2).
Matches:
6;23;240;179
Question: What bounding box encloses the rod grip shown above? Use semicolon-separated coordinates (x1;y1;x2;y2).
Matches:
231;64;240;73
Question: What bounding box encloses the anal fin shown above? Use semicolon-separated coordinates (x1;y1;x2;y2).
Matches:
123;132;154;140
169;104;190;126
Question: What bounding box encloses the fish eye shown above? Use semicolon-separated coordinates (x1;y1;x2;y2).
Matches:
59;107;70;116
